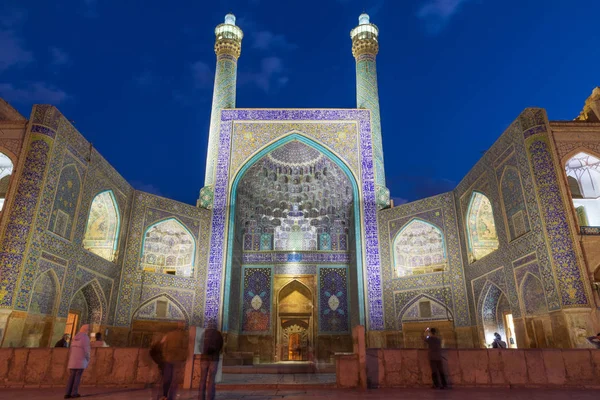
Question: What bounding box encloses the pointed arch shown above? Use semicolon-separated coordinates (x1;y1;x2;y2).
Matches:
140;217;196;277
519;272;549;317
223;133;365;329
83;190;121;262
232;130;360;186
466;191;499;262
392;218;447;277
278;279;312;303
49;164;82;239
397;293;453;325
478;280;510;344
29;269;60;315
132;293;190;324
70;279;107;325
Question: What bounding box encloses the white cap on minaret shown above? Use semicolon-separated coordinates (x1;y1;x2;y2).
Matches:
358;13;370;25
225;13;236;25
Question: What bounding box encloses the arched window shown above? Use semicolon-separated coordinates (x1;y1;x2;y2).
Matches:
141;218;195;277
565;152;600;227
0;151;14;211
83;190;120;262
466;192;499;262
393;219;447;277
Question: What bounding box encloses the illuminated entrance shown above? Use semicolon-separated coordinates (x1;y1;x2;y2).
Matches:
223;136;362;362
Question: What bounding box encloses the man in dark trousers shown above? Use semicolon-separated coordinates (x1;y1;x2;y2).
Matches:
423;327;448;389
198;323;224;400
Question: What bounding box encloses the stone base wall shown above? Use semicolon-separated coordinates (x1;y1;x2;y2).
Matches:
369;326;478;350
0;347;161;388
362;348;600;388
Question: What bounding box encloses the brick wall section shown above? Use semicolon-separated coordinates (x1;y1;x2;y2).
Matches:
355;348;600;388
0;347;160;388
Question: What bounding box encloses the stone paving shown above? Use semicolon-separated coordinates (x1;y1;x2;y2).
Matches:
1;388;599;399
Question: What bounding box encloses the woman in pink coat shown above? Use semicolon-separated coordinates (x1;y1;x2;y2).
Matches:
64;324;91;399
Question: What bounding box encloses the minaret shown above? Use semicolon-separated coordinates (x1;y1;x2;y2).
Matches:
199;14;243;209
351;13;390;210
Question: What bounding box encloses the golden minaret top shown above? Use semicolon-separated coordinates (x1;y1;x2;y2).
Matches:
214;13;244;59
350;13;379;58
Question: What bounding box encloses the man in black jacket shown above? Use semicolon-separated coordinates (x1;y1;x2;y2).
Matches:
55;334;70;348
423;327;448;389
198;324;224;400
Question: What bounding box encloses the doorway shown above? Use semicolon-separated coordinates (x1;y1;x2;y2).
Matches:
277;280;313;362
281;319;309;361
64;311;79;340
503;312;517;348
289;333;301;360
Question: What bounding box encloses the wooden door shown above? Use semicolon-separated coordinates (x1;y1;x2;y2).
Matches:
288;333;302;361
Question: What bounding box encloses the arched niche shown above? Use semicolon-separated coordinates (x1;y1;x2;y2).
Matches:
235;140;353;254
279;279;312;315
565;152;600;226
68;280;106;331
223;134;364;336
499;166;530;240
393;219;447;277
520;273;549;317
23;270;60;347
49;164;82;239
64;280;107;345
466;191;499;262
83;190;121;262
29;270;59;316
479;282;513;347
140;218;196;277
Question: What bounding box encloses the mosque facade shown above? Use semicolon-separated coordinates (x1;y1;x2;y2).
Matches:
0;13;600;361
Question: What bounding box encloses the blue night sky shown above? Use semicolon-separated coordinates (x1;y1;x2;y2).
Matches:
1;0;598;205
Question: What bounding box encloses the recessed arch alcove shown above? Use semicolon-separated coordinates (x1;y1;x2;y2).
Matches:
223;133;363;363
478;281;515;347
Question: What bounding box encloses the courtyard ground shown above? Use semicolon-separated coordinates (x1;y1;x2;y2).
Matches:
1;388;599;400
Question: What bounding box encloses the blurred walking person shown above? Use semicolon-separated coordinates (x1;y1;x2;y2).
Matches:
159;322;188;400
198;323;224;400
64;324;91;399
